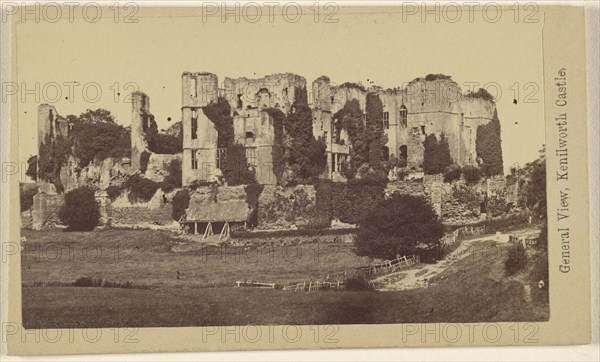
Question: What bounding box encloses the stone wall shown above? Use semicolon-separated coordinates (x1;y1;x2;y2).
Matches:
257;185;317;229
111;205;176;229
385;178;483;225
32;193;64;230
31;191;114;230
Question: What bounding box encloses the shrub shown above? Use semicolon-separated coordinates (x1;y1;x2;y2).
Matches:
172;188;190;221
395;168;409;181
331;177;386;224
161;158;182;191
443;164;462;182
486;195;509;217
105;185;122;202
451;184;481;211
344;276;374;291
520;155;546;218
462;165;481;184
26;155;37;181
475;115;503;176
148;133;182;154
284;87;326;180
58;187;100;231
123;174;160;203
537;221;548;250
263;108;286;184
334;99;368;177
355;194;444;259
139;151;151;174
423;133;452;175
189;179;212;190
465;87;495;102
70;109;131;167
504;243;527;276
20;184;38;212
203;97;235;148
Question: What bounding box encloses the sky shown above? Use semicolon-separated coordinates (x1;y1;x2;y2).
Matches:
15;7;545;172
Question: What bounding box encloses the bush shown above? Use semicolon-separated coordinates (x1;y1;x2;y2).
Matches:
331;177;386;224
423;133;453;175
20;184;38;212
365;92;388;171
26;155;37;181
475;115;503;176
58;187;100;231
355;194;444;259
123;174;160;203
504;243;527;276
344;276;374;291
443;164;462;182
105;185;122;202
462;165;481;184
70;110;131;167
148;133;182;154
171;188;190;221
537;221;548;249
160;158;182;192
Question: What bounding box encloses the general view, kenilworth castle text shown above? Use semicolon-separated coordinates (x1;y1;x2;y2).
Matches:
21;72;548;323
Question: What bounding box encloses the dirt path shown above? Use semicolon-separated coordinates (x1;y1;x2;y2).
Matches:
375;226;542;291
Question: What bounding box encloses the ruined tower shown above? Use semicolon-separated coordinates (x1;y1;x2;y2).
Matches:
181;72;219;185
130;91;153;171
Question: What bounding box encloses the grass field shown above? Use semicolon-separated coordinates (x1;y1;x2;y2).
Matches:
21;229;370;288
21;228;549;328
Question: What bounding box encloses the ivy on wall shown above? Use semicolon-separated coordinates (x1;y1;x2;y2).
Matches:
203;97;235;149
423;133;453;175
476;110;503;176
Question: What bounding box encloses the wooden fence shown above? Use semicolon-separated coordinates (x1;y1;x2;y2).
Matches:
440;225;486;248
281;255;420;291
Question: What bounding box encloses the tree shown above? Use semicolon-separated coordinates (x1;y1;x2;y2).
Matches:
520;147;546;217
148;133;182;154
37;134;73;193
355;194;444;259
58;187;100;231
20;183;38;212
26;155;37;181
334;99;368;178
264;108;286;184
123;174;160;203
70;109;130;167
476;112;504;176
365;93;387;171
203;97;234;148
285;87;326;180
160;158;182;192
172;188;190;221
504;243;527;276
77;109;117;124
462;165;481;184
443;163;462;182
423;133;452;174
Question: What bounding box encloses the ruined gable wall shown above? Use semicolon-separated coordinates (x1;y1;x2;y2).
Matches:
131;92;152;171
224;73;306;114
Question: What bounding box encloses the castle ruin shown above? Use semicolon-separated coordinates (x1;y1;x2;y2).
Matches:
178;72;500;185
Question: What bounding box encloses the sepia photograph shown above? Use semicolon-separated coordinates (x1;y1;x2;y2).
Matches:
2;2;595;357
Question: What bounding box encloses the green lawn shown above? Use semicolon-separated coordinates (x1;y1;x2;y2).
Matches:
21;229;549;328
